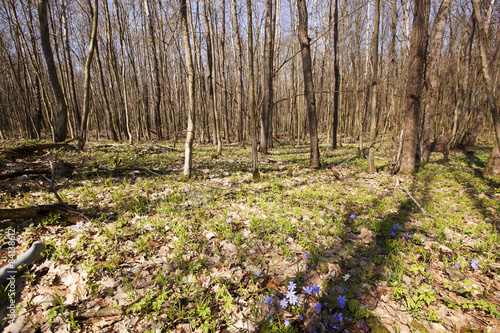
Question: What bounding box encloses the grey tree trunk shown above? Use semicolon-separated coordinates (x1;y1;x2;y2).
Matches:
368;0;380;173
78;0;98;150
260;0;273;154
420;0;449;162
38;0;67;142
330;0;339;150
297;0;320;168
180;0;196;177
399;0;430;174
246;0;259;181
231;0;244;144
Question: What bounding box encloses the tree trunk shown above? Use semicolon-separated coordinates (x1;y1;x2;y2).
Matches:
260;0;273;154
78;0;98;150
471;0;500;174
421;0;449;162
297;0;320;169
399;0;430;174
180;0;196;177
232;0;244;145
246;0;259;181
38;0;68;142
368;0;380;173
331;0;339;150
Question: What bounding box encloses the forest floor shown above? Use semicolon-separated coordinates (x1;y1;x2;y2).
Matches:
0;138;499;333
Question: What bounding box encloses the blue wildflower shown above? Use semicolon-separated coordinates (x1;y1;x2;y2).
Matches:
471;259;479;270
226;217;232;223
303;285;313;295
349;214;356;219
288;281;297;292
299;314;303;320
334;311;343;322
390;231;396;237
255;270;262;276
265;295;273;307
420;238;426;243
454;263;460;269
392;225;402;230
284;320;290;327
280;298;288;308
315;302;322;311
304;253;310;259
311;283;320;294
337;295;347;309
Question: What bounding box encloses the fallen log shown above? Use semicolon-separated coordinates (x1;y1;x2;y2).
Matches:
0;168;52;180
0;140;76;161
0;203;78;221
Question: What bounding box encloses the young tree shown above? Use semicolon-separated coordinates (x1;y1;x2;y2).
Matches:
471;0;500;174
180;0;196;177
368;0;380;173
38;0;68;142
398;0;430;173
297;0;320;168
246;0;259;181
78;0;98;150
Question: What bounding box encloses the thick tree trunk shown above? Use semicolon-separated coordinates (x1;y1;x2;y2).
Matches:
180;0;195;177
368;0;380;173
78;0;98;150
38;0;67;143
331;0;339;150
297;0;320;169
399;0;430;174
421;0;449;162
260;0;273;154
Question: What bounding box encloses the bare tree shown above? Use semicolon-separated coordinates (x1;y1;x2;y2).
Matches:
261;0;273;154
297;0;320;168
231;0;244;145
38;0;67;142
471;0;500;174
180;0;196;177
77;0;98;150
398;0;430;174
368;0;380;173
247;0;259;181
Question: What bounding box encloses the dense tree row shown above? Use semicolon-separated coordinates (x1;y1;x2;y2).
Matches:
0;0;499;174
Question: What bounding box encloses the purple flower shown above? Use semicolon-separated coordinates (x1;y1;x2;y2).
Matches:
299;314;303;320
265;295;273;307
226;217;232;223
288;281;297;292
471;259;479;270
454;263;460;269
280;298;288;308
349;214;356;219
420;238;426;243
390;231;396;237
303;285;313;295
311;283;320;294
304;253;310;259
334;311;343;322
392;225;402;230
315;302;322;311
255;270;262;276
284;320;290;327
337;295;347;309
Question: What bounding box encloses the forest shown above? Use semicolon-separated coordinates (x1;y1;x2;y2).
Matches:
0;0;500;332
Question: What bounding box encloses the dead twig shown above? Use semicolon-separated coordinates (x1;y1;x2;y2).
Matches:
395;178;428;216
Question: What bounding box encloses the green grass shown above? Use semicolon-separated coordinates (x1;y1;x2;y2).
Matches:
1;139;499;332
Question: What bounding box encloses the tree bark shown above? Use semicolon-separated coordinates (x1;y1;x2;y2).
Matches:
231;0;244;145
78;0;98;150
246;0;259;181
38;0;68;143
330;0;339;150
297;0;320;168
471;0;500;174
399;0;430;174
180;0;196;177
368;0;380;173
421;0;449;162
260;0;273;154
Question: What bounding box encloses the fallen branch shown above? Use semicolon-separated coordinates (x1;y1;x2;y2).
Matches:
0;203;78;221
0;139;76;161
395;178;428;216
73;166;164;178
0;168;52;180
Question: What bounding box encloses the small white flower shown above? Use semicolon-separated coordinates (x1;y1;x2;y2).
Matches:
343;274;350;281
